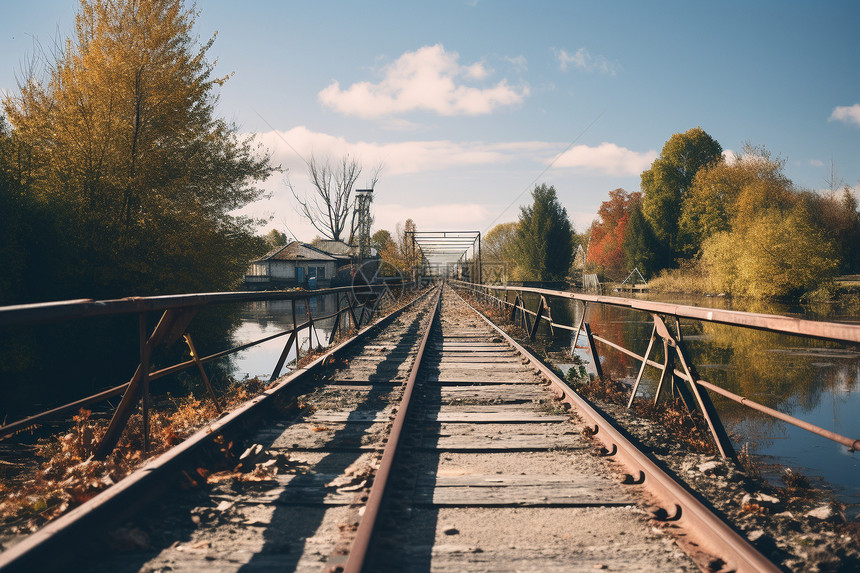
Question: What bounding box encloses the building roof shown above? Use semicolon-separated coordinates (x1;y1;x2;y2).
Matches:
251;241;336;263
313;239;379;258
312;239;356;257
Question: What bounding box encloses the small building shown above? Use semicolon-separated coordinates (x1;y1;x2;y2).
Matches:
245;242;337;289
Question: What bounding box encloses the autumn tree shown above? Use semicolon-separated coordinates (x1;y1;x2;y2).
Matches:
290;154;381;243
371;229;394;254
678;144;791;256
587;189;639;278
697;145;840;297
3;0;274;300
641;127;722;265
514;184;574;281
702;210;838;298
375;220;418;274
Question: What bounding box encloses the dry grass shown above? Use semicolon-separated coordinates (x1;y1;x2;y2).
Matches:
0;287;432;534
576;377;718;455
0;377;265;533
646;259;715;295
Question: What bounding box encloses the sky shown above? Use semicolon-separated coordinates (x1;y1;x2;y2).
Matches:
2;0;859;243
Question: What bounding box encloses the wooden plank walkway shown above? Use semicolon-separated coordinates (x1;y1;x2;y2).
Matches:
363;287;696;572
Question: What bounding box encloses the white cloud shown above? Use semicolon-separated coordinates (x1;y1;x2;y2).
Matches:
722;149;738;164
809;158;824;167
829;104;860;127
554;48;618;75
256;126;558;176
375;203;489;231
318;44;529;118
552;142;657;175
241;126;647;239
505;55;528;72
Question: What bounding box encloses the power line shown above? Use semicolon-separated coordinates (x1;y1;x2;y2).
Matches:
484;109;606;233
252;108;309;167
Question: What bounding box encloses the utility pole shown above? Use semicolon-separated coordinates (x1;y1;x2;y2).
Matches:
355;189;373;263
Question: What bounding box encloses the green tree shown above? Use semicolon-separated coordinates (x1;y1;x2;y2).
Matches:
3;0;274;300
622;197;662;278
641;127;722;264
264;229;289;251
514;184;574;281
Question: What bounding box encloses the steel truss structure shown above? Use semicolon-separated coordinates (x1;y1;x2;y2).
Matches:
405;230;482;282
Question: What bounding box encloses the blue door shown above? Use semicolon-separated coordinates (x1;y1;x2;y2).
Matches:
296;267;304;283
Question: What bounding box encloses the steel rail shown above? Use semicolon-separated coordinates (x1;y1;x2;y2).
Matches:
453;287;780;573
343;285;442;573
0;285;435;573
454;280;860;344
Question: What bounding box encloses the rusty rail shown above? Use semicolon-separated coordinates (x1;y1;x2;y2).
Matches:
453;286;780;573
0;282;412;456
0;283;436;573
452;280;860;457
343;285;442;573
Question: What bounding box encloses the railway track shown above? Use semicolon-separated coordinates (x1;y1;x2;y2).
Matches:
0;283;779;572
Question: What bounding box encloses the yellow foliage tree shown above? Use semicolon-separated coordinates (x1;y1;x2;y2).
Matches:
702;209;838;298
3;0;273;298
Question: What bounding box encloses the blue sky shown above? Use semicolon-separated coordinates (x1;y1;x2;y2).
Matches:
2;0;859;240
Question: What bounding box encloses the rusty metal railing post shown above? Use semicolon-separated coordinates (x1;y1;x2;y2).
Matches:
94;308;173;459
347;294;359;331
183;334;222;413
582;322;604;380
139;313;151;456
269;330;298;383
328;295;342;346
305;296;315;351
627;323;657;408
292;299;299;364
528;296;547;341
571;301;588;357
674;336;738;462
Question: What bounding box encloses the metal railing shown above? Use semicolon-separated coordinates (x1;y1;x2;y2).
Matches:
0;282;415;457
451;280;860;460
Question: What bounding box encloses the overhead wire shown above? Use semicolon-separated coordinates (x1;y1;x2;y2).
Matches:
483;108;606;233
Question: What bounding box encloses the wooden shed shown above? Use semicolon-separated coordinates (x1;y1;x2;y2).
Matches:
245;242;337;289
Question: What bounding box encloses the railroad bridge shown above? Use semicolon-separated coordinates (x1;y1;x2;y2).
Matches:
1;235;859;572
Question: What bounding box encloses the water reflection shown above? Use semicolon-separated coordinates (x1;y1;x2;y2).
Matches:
230;295;336;381
508;289;860;510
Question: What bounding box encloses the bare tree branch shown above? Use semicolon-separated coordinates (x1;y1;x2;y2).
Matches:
289;153;363;242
